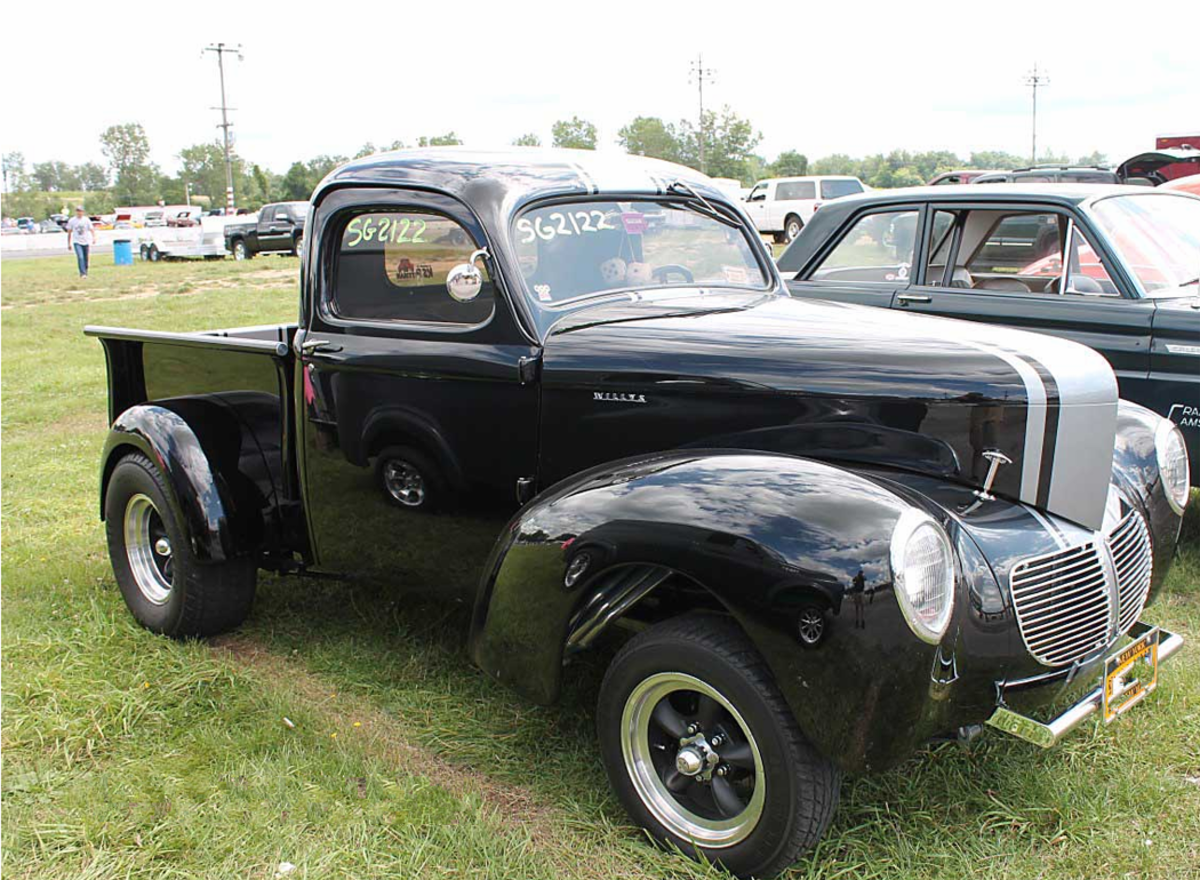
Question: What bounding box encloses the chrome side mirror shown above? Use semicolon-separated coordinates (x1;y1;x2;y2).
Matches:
447;248;488;302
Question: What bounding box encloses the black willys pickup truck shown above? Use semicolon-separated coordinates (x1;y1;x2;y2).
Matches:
86;149;1188;878
224;201;308;260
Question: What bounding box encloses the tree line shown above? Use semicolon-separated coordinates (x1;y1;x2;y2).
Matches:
1;112;1109;219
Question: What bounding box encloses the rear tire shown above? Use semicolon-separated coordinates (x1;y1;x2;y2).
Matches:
597;615;840;878
291;232;304;257
373;445;444;511
785;215;804;243
148;245;161;262
104;453;256;638
139;244;150;261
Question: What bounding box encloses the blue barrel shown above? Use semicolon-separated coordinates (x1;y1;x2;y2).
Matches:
113;239;133;266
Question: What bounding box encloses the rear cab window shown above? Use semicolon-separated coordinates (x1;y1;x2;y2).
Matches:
776;181;816;201
330;210;494;326
820;179;864;200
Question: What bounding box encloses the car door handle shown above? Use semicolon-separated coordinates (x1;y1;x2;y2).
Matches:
897;294;932;305
298;338;342;354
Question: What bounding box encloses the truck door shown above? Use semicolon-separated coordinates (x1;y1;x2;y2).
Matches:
296;188;540;596
744;182;770;232
258;204;289;250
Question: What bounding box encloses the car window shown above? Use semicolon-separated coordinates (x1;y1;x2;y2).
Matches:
922;210;959;286
747;183;768;201
820;179;863;200
968;212;1062;277
808;210;919;284
1064;226;1118;296
776;181;816;201
331;210;493;325
1013;173;1055;183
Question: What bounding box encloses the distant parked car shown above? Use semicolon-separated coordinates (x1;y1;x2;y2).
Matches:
973;166;1119;184
50;213;68;229
167;208;202;227
142;210;166;228
37;219;65;233
1116;147;1200;185
16;216;37;233
1161;174;1200;196
927;170;1001;185
744;176;867;243
224;201;308;259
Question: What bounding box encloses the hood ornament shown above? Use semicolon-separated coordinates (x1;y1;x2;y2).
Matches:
959;449;1013;515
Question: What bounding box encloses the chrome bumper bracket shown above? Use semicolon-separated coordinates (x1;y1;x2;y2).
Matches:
985;622;1184;748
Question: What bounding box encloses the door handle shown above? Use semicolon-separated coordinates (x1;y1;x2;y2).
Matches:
897;294;932;305
298;338;342;354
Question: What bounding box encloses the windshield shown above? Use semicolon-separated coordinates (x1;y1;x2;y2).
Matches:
512;199;769;312
1088;194;1200;297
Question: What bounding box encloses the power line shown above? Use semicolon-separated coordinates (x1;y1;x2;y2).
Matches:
688;55;716;174
204;42;243;210
1022;63;1050;165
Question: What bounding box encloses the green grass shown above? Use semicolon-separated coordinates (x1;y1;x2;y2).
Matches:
3;254;1199;879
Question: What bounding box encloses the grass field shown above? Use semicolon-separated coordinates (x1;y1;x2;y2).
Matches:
2;254;1198;880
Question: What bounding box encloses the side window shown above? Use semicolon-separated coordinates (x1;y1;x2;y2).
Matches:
808;210;919;284
776;181;816;201
922;210;959;286
1064;226;1118;296
747;184;768;202
967;213;1062;278
331;210;494;325
821;179;863;199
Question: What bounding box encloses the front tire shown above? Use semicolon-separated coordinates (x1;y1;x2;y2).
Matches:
104;453;256;637
148;244;161;262
232;239;250;261
597;615;840;878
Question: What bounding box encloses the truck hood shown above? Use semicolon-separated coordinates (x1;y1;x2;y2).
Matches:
543;291;1118;530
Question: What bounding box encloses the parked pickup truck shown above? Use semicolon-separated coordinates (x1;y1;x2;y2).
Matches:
86;150;1187;878
223;201;308;260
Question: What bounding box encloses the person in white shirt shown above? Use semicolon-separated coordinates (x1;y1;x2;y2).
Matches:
66;206;96;278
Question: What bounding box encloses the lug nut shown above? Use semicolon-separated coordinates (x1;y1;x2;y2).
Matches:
686;723;700;736
710;734;724;748
715;764;730;778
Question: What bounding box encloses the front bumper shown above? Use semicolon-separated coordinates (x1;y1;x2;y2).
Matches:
985;622;1184;748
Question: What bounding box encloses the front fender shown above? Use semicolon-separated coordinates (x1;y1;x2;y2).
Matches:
469;450;950;771
100;402;272;563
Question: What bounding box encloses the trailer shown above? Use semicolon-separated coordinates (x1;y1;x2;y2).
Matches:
136;215;234;261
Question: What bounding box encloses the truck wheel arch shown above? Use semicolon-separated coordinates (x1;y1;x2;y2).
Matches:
99;404;271;564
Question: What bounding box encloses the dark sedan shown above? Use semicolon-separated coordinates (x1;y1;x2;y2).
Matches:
778;185;1200;479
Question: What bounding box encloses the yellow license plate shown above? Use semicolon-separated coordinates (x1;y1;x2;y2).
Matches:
1103;627;1160;723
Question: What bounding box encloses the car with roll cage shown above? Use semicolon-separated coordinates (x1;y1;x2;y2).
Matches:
777;184;1200;483
86;149;1188;878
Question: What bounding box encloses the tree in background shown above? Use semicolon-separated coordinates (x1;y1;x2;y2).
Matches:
676;107;761;182
77;162;109;191
279;155;349;201
617;117;681;163
418;133;463;147
31;161;81;192
3;152;28;192
770;150;808;177
100;123;160;205
512;133;541;147
967;150;1028;171
552;117;598;150
178;142;244;204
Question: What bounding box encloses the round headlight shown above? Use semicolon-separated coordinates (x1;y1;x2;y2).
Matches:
889;509;955;644
1155;418;1191;516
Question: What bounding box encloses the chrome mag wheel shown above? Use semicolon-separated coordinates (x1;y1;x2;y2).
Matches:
622;672;765;847
124;493;173;605
383;459;426;507
797;606;825;645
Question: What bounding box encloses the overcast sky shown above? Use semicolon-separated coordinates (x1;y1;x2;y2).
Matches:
3;1;1198;178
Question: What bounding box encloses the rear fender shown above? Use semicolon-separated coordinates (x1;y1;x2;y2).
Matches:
100;401;275;563
469;450;926;770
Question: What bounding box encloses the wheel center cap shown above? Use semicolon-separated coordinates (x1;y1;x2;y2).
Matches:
676;747;705;776
154;538;171;557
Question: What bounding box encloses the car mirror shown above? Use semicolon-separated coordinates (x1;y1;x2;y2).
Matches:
447;248;488;302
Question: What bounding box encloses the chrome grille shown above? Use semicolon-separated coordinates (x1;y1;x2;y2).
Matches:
1109;511;1153;635
1009;506;1155;667
1010;542;1112;666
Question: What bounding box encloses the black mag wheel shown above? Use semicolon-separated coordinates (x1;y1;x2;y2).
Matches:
598;615;840;878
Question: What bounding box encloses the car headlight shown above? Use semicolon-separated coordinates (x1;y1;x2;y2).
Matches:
890;509;955;644
1155;418;1191;516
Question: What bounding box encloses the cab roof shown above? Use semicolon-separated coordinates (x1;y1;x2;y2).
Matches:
312;147;725;213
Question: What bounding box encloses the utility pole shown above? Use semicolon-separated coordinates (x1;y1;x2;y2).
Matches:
204;42;242;211
1023;63;1050;165
689;55;716;173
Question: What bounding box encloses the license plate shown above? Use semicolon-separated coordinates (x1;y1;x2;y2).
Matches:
1103;627;1160;723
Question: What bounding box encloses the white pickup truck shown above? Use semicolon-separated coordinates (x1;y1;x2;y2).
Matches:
744;176;866;243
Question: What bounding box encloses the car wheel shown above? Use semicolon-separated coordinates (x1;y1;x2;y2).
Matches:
785;216;804;243
139;244;150;261
104;453;256;638
796;603;827;647
148;245;161;262
373;445;443;511
598;615;840;878
292;233;303;257
232;239;249;261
